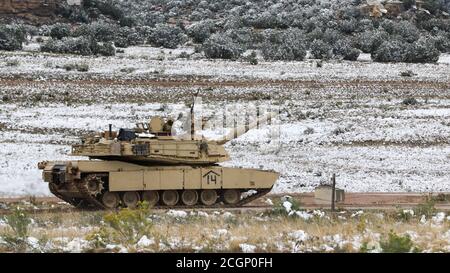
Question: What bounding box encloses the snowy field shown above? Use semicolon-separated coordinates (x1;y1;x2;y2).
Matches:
0;46;449;196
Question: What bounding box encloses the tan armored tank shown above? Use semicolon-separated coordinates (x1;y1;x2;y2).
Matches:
38;112;279;209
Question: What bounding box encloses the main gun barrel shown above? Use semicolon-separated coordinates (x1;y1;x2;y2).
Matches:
215;112;276;145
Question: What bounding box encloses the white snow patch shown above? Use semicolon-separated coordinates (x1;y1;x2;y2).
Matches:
167;210;188;218
420;215;427;224
282;201;292;212
288;230;308;242
294;211;314;220
351;210;364;218
216;229;228;237
239;243;257;253
63;238;89;253
136;235;155;248
222;212;234;218
432;212;446;224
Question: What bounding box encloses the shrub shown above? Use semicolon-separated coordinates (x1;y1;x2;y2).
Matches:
246;51;258;65
355;29;388;53
102;202;153;246
246;11;286;29
120;16;136;28
380;231;416;253
372;40;409;62
430;33;450;53
380;19;395;34
304;127;315;135
90;22;118;42
225;28;255;50
0;207;32;251
63;62;89;72
187;20;215;43
406;37;440;63
310;39;333;60
41;37;115;56
97;0;124;21
117;27;145;48
41;37;92;55
400;70;416;77
50;23;70;40
270;197;302;216
0;25;26;51
261;29;307;61
392;21;420;43
338;18;358;34
414;198;436;217
95;41;116;56
148;24;186;49
6;59;20;67
202;34;243;59
333;39;360;61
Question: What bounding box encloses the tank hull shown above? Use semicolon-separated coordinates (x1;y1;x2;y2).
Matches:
39;160;279;209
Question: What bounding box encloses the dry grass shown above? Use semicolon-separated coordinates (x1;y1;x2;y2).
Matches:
0;206;448;253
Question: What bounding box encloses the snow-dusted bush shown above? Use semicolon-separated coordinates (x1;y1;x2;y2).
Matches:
356;18;375;33
0;24;26;51
261;28;307;61
202;33;243;59
189;8;214;21
96;0;124;21
245;10;287;29
338;18;358;34
392;21;420;43
225;27;255;50
322;28;342;44
187;20;215;43
406;37;440;63
418;18;450;33
50;23;71;40
431;33;450;53
372;40;409;62
94;41;116;56
72;21;118;42
310;39;333;60
114;27;143;48
41;37;115;56
333;39;360;61
355;29;389;53
380;19;395;34
373;36;440;63
41;37;92;55
223;16;244;30
148;24;187;49
306;27;324;44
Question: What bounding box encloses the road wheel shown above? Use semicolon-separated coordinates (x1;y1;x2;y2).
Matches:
102;192;120;209
122;191;140;208
181;190;198;206
142;191;159;206
223;189;241;205
162;190;179;206
200;189;217;206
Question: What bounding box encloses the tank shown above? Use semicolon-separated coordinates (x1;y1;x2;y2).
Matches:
37;111;279;209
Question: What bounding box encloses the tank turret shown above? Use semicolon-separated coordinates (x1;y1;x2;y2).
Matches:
71;112;275;166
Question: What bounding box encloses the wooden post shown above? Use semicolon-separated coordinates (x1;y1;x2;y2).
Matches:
331;173;336;211
108;124;112;140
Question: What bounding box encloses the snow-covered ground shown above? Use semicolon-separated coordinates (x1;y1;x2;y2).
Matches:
0;46;449;196
0;46;449;82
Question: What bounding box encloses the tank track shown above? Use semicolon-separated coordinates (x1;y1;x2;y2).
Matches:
52;180;272;210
